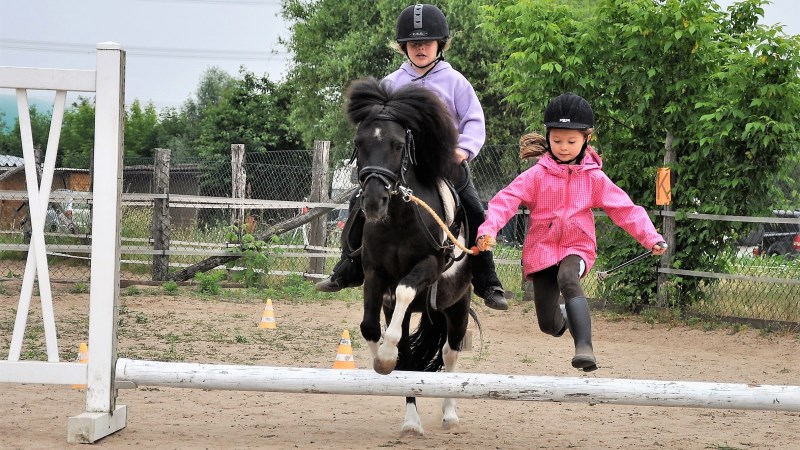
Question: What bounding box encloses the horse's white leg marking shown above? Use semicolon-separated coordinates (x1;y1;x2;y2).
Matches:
440;340;460;430
366;340;380;367
401;402;424;437
375;284;415;375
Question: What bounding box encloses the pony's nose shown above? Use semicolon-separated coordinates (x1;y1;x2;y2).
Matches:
360;188;390;220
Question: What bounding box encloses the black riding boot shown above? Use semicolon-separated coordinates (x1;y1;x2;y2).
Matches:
564;296;597;372
471;249;508;310
314;208;365;293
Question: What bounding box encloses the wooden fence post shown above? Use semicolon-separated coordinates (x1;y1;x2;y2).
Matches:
657;131;676;307
151;148;171;281
308;140;330;277
231;144;246;228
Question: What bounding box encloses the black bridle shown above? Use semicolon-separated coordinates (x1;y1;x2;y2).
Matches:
352;114;416;196
351;114;465;263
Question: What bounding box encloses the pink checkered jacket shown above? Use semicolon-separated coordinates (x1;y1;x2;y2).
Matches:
477;148;664;278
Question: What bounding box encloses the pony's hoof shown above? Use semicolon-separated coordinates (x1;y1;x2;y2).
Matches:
441;418;460;431
373;359;396;375
375;344;398;374
400;425;424;438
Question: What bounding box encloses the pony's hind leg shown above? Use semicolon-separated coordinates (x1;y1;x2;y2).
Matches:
440;340;460;430
401;397;424;437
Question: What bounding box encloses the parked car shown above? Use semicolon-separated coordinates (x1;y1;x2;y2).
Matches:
740;210;800;258
45;190;91;234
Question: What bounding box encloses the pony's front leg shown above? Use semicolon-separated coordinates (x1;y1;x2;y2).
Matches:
375;256;439;375
361;270;389;371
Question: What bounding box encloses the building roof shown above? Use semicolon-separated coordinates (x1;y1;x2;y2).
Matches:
0;155;24;167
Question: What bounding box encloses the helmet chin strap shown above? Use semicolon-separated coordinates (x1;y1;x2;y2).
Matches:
404;46;444;81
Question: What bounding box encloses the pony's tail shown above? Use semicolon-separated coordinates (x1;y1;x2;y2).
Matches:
405;310;447;372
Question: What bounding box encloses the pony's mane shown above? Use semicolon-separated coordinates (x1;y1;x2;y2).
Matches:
345;77;458;183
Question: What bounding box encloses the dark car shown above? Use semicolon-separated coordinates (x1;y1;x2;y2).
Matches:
740;210;800;258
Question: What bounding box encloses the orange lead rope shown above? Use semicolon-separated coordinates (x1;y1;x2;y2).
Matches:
401;191;478;255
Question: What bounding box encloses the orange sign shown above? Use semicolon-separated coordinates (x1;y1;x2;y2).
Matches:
656;168;671;206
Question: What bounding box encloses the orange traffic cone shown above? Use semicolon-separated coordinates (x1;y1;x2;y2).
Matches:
72;342;88;389
332;329;356;369
259;299;277;329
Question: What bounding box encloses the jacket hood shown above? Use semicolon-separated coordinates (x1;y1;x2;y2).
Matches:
398;61;452;78
540;145;602;174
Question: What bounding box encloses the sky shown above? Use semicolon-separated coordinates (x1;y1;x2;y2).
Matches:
0;0;291;110
1;0;800;111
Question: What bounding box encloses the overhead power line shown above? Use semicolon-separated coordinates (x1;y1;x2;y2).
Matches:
0;39;289;61
134;0;282;4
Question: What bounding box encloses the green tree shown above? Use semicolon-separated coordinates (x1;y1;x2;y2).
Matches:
4;105;51;158
280;0;525;158
152;66;236;159
195;69;301;157
485;0;800;308
59;97;95;168
125;99;159;158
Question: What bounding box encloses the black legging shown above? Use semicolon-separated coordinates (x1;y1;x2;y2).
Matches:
529;255;586;336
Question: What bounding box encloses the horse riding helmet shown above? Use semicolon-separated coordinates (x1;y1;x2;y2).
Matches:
543;93;594;130
396;4;449;43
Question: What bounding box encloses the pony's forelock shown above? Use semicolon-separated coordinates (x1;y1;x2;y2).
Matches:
345;77;457;183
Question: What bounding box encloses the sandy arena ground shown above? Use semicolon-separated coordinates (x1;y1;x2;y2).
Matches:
1;291;798;449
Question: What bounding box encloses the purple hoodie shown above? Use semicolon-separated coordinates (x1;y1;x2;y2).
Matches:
477;149;665;277
383;61;485;160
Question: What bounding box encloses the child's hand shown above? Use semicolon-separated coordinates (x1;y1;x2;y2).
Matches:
651;242;668;256
475;235;496;252
454;148;469;163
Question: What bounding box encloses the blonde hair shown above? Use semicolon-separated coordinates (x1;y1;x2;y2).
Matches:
518;128;595;160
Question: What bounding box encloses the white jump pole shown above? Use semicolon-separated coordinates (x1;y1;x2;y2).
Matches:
116;358;800;412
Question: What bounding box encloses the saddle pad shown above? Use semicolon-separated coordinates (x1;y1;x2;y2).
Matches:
437;179;455;226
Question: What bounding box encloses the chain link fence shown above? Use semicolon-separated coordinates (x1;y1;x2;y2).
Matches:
1;143;798;327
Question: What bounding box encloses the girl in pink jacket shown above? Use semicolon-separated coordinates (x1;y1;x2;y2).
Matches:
476;93;667;371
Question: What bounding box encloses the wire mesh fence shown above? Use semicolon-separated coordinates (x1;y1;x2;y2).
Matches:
1;143;798;327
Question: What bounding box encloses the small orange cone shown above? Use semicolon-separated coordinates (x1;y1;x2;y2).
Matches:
259;299;277;329
72;342;88;389
332;329;356;369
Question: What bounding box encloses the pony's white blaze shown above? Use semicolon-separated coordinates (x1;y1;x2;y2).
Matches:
376;284;416;374
373;127;383;141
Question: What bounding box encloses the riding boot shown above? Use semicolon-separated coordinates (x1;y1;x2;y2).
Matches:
314;209;365;292
564;296;597;372
471;250;508;311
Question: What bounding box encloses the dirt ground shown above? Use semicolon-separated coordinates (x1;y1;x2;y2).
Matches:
1;290;799;450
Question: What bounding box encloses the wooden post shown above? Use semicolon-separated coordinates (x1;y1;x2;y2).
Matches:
231;144;246;229
308;140;330;277
151;148;171;281
657;131;676;307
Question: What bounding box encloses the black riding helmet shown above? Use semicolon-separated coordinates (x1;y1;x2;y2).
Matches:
396;4;449;42
543;93;594;164
396;4;449;72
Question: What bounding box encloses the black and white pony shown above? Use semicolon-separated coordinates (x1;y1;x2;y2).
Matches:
345;77;477;436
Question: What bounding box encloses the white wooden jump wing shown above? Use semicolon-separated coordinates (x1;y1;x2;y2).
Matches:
116;359;800;412
0;43;127;444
